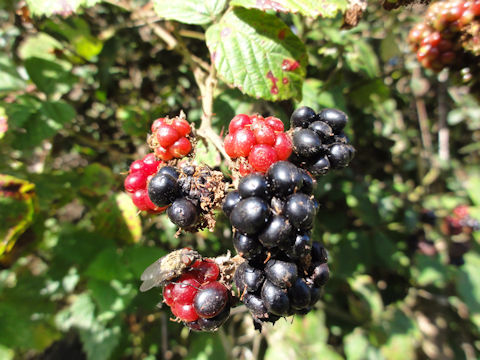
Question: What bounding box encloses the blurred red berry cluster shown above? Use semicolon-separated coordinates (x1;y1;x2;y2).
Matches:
408;0;480;73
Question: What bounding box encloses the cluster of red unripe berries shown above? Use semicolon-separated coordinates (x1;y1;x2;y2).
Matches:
162;259;231;331
150;116;193;161
123;153;166;213
408;0;480;72
224;114;293;174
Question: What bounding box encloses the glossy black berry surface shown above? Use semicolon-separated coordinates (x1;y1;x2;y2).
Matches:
264;259;298;288
317;108;348;133
328;144;354;169
261;280;290;316
230;197;270;235
158;166;179;179
148;173;179;207
167;198;198;228
266;161;303;198
288;278;311;310
222;191;241;218
292;129;323;160
238;173;269;199
308;156;330;177
285;193;316;231
193;282;229;318
258;215;293;249
233;232;263;259
308;121;333;141
290;106;316;128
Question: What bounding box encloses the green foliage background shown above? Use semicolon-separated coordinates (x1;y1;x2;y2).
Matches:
1;0;480;359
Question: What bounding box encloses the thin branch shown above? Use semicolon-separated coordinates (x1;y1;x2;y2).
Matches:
438;78;449;162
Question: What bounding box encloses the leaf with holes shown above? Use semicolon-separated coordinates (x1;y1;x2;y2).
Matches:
206;8;306;101
26;0;102;16
153;0;227;25
230;0;348;18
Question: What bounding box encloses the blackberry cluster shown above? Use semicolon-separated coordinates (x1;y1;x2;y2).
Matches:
288;106;355;177
148;163;226;231
124;153;166;213
161;258;232;331
223;161;330;329
408;0;480;74
224;114;293;174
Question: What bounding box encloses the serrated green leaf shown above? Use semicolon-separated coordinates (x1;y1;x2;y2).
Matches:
26;0;102;16
231;0;348;18
153;0;227;24
206;8;307;101
24;57;76;95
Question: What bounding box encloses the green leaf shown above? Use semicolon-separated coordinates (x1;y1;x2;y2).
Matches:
11;100;76;149
298;79;346;111
344;329;385;360
26;0;102;16
466;173;480;206
206;8;307;101
55;293;96;331
456;252;480;330
380;306;421;360
185;333;227;360
93;193;142;244
79;323;121;360
0;273;58;350
348;275;384;323
412;254;447;288
18;33;63;62
24;57;76;95
264;311;342;360
78;163;115;197
88;279;136;315
84;248;132;282
153;0;227;24
0;54;25;92
231;0;348;18
123;245;167;279
344;40;380;78
0;175;36;257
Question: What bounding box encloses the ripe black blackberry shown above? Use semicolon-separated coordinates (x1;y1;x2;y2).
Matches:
224;161;331;330
288;106;355;177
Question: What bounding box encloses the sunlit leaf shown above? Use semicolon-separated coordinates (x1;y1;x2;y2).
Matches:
231;0;348;18
153;0;227;24
206;8;307;101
